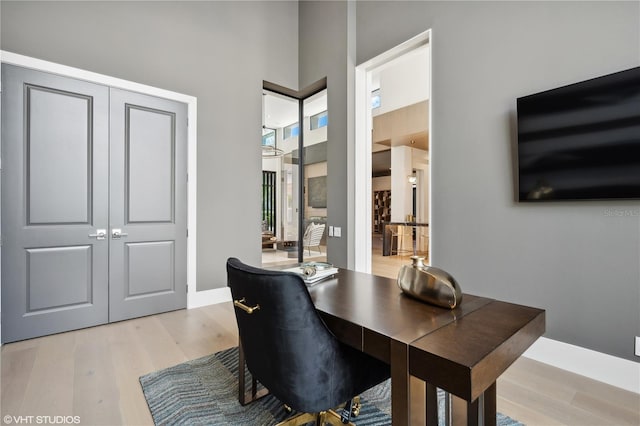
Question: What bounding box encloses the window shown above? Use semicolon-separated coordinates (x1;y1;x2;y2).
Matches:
371;89;381;109
262;129;276;147
310;110;328;130
283;122;300;139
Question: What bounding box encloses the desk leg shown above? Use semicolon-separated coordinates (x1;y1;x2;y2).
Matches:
483;383;497;426
444;392;451;426
466;398;479;426
425;383;438;425
390;340;410;426
451;394;479;426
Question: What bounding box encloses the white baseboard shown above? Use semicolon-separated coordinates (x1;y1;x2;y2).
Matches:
187;287;231;309
523;337;640;394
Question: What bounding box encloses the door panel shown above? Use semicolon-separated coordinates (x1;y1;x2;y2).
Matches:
109;88;187;322
26;245;93;311
27;86;93;225
1;64;109;342
125;241;175;297
127;106;175;223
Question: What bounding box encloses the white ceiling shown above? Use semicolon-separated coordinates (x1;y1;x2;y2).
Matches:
263;90;327;130
371;45;430;176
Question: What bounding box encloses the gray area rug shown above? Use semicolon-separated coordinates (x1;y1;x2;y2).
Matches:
140;346;523;425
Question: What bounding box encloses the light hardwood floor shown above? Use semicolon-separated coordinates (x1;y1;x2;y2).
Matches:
1;251;638;425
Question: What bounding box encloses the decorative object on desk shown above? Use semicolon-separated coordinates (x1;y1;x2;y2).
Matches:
302;264;317;277
140;346;523;426
283;261;338;285
301;261;334;271
397;256;463;309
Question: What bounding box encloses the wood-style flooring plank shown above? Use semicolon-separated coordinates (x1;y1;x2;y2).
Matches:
498;357;577;403
498;377;611;425
0;346;38;416
497;396;563;426
72;325;123;425
157;306;236;360
129;314;189;371
571;390;640;426
106;321;155;426
18;332;76;417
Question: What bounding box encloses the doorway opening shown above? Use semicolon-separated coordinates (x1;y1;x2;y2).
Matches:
354;31;432;276
261;80;328;267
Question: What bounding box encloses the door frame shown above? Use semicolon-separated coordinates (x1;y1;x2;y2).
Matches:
0;51;202;327
353;30;432;272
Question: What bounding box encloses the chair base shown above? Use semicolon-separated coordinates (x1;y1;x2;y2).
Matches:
276;410;355;426
277;397;360;426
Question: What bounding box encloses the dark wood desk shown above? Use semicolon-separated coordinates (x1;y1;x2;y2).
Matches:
308;270;544;426
308;270;494;426
239;269;545;426
410;300;545;425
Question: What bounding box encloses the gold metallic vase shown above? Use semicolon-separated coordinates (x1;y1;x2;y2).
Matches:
397;256;462;309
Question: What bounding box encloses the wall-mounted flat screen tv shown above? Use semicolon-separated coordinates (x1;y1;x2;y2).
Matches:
517;66;640;201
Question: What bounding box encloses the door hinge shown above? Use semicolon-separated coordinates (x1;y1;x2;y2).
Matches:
186;173;189;183
186;284;189;293
186;229;189;237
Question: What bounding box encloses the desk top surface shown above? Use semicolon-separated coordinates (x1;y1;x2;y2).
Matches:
305;267;545;407
308;268;492;345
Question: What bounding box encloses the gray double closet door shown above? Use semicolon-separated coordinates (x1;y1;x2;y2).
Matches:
1;64;187;343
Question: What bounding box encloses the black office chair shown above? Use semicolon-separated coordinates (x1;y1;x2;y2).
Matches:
227;258;390;426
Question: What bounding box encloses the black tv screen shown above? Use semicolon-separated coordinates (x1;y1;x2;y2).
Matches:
517;67;640;201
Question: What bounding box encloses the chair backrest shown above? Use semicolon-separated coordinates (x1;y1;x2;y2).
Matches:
226;257;341;412
303;223;325;246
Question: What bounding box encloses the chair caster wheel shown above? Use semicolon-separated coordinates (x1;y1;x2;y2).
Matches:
351;398;361;417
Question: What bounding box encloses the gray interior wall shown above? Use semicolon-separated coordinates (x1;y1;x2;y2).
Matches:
299;0;352;268
355;1;640;361
0;1;298;291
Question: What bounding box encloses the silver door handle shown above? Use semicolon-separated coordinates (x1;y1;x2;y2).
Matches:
112;228;129;239
89;229;107;240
